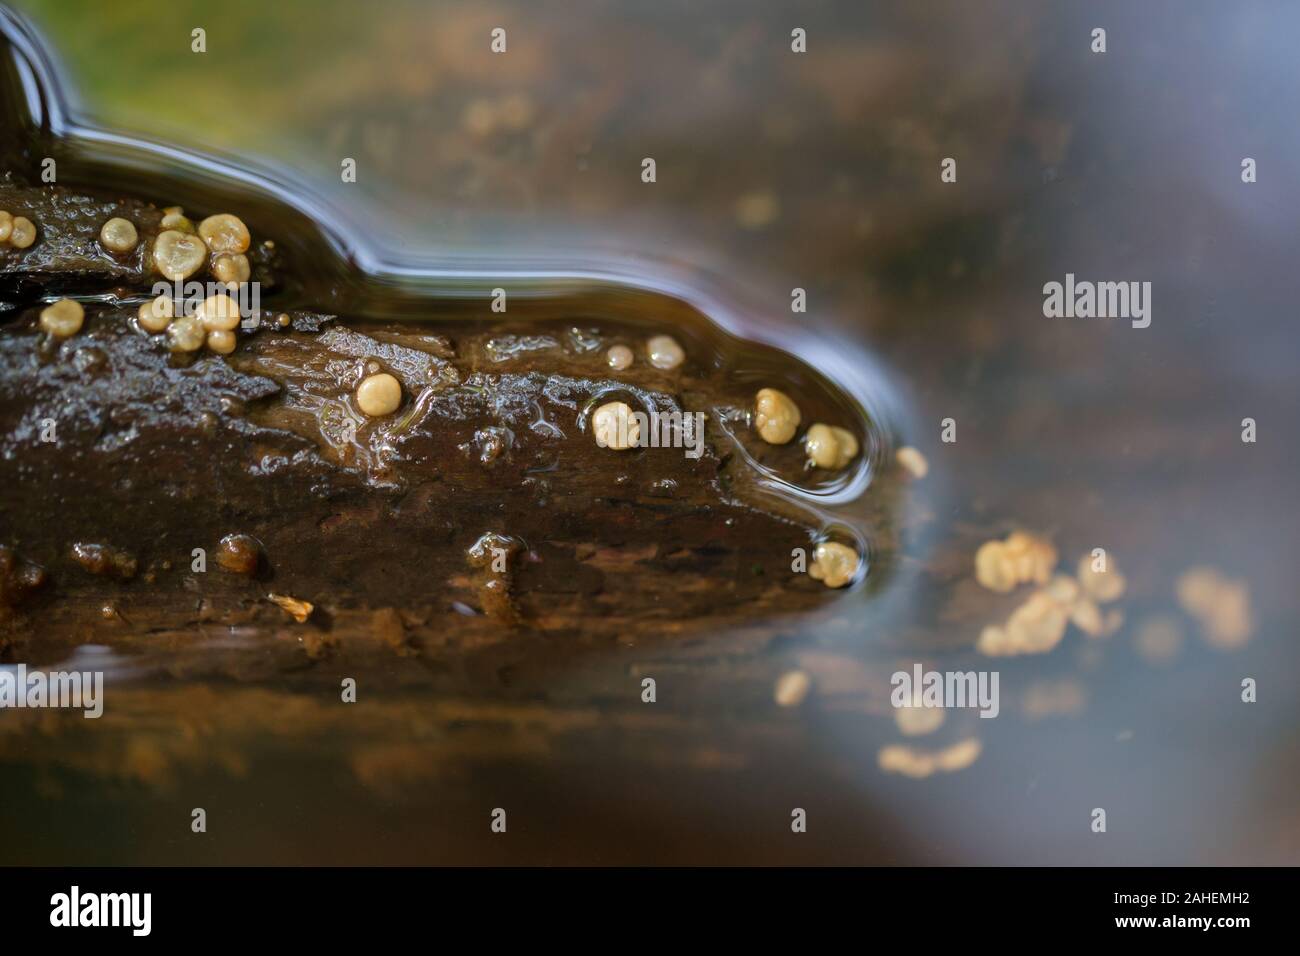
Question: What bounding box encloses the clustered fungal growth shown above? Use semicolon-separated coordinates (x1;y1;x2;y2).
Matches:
152;289;228;351
974;531;1057;593
878;738;982;779
0;209;36;249
99;217;138;254
39;298;85;340
150;209;253;289
804;423;859;470
355;372;402;417
808;541;860;589
1175;566;1252;648
592;400;639;450
128;209;257;355
750;387;861;474
976;549;1126;657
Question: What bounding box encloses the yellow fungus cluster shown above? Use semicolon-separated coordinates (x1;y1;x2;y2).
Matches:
138;292;244;355
753;387;800;444
0;209;36;249
878;738;982;778
974;531;1057;593
804;423;858;469
1176;566;1252;649
151;209;252;287
977;552;1125;657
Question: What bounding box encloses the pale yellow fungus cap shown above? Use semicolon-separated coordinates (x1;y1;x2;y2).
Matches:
646;334;684;370
206;329;237;355
39;298;84;339
754;387;800;444
606;344;633;371
212;252;250;287
99;217;138;254
137;295;174;333
896;445;928;479
198;213;250;254
805;423;858;469
774;670;811;708
197;293;241;332
0;210;12;243
166;315;205;352
9;215;36;249
592;400;640;450
808;541;859;588
356;372;402;417
153;230;207;280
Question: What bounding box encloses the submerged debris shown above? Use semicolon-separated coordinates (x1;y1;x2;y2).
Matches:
974;531;1056;593
268;593;314;623
1176;566;1252;649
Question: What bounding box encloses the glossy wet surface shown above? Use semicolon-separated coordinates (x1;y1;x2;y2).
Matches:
1;1;1298;864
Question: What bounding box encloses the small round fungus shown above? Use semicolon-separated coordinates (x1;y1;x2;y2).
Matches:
212;252;250;287
646;334;684;370
0;210;12;243
198;213;250;254
592;400;640;450
160;210;194;233
808;541;859;588
754;387;801;444
99;217;138;254
805;423;859;469
167;315;205;352
206;329;237;355
137;295;174;333
606;344;633;371
216;534;262;575
774;669;811;708
153;230;207;280
356;372;402;417
9;216;36;249
896;445;929;479
197;293;241;332
39;298;84;339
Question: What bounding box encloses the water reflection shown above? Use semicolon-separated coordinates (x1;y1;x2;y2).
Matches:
1;0;1297;864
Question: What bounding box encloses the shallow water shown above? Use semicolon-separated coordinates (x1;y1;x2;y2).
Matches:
1;0;1298;864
